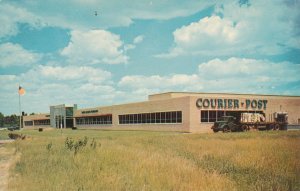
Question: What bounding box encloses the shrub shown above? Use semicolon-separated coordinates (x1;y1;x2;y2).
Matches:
46;142;52;151
65;136;90;155
8;133;26;140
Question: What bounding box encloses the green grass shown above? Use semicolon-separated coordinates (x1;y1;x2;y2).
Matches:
0;129;10;140
4;129;300;191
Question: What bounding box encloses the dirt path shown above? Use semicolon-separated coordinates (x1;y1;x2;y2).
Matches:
0;140;15;191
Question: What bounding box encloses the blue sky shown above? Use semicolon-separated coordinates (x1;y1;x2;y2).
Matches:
0;0;299;115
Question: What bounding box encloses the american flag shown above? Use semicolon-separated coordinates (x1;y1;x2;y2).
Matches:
18;86;25;95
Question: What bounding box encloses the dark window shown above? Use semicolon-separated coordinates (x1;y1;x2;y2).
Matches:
151;113;156;123
209;111;217;122
166;112;171;123
24;121;33;126
134;114;138;124
217;111;225;121
141;114;146;123
129;114;134;124
146;113;151;123
177;111;182;123
155;112;161;123
201;111;209;122
161;112;166;123
138;114;142;123
66;107;73;117
125;115;129;124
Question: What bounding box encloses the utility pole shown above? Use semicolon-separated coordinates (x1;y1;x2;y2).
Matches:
18;85;25;130
19;84;22;130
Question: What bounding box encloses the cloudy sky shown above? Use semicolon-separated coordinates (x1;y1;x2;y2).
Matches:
0;0;299;115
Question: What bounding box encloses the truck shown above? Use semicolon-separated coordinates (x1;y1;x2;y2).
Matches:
211;112;288;133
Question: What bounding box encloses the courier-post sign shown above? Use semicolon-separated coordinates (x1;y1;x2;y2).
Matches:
196;98;268;110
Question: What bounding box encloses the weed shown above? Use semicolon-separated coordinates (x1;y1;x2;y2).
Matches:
7;130;300;191
46;142;52;151
65;137;74;150
65;136;90;155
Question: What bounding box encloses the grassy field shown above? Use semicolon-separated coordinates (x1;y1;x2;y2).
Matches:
0;129;299;191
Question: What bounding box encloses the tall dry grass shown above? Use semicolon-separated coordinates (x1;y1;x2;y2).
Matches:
6;129;300;191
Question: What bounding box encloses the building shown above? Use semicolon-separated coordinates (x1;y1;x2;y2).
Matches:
23;104;77;129
22;113;50;129
50;104;77;128
23;92;300;133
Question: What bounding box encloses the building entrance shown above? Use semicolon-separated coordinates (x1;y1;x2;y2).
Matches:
50;104;77;128
66;118;73;128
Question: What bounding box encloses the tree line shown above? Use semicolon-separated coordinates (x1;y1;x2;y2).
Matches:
0;112;20;127
0;112;35;128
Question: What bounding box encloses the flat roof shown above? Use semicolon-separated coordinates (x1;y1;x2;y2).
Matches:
76;91;300;111
149;91;300;98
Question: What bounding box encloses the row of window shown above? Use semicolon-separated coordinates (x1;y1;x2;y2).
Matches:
200;110;264;123
76;115;112;125
201;110;226;122
119;111;182;124
24;121;33;126
24;119;50;126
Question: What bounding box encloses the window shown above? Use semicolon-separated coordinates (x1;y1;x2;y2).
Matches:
155;113;161;123
217;111;225;120
161;112;166;123
66;107;73;117
201;111;209;122
141;114;146;123
171;111;177;123
209;111;217;122
177;111;182;123
146;113;151;123
166;112;171;123
151;113;156;123
129;114;134;124
134;114;138;123
118;111;182;124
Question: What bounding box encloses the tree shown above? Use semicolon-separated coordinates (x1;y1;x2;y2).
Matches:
0;112;4;127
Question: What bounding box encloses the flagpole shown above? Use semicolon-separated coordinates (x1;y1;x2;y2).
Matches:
19;84;22;130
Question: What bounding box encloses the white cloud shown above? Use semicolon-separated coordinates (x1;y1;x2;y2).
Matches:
174;16;239;48
197;58;300;92
118;57;300;95
0;65;115;115
124;35;145;52
133;35;144;44
0;3;44;38
119;74;200;90
200;57;300;79
40;65;112;83
3;0;214;30
0;43;41;67
61;30;128;65
1;57;299;115
158;1;300;58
